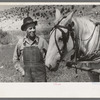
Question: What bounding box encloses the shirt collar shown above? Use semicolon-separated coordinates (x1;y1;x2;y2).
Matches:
23;35;39;45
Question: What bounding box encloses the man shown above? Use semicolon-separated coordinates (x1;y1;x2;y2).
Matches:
13;16;48;82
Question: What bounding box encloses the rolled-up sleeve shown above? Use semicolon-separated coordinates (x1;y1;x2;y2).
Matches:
13;39;22;64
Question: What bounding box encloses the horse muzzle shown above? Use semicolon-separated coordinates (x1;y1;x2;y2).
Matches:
46;63;59;71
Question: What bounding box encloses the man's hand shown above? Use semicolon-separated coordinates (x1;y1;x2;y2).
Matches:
14;62;25;77
42;48;47;59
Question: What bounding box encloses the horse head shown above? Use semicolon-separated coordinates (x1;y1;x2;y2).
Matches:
45;9;75;71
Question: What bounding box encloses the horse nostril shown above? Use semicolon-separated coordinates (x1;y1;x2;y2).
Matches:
46;64;52;71
57;60;60;65
48;64;52;70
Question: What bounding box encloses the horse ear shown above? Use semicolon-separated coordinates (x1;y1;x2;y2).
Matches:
66;10;76;25
54;9;62;24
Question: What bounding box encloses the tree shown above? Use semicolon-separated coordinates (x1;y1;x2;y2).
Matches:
36;12;40;16
71;5;75;9
92;5;96;8
61;7;64;13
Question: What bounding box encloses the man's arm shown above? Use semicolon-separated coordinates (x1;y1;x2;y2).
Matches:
13;40;21;64
13;39;25;76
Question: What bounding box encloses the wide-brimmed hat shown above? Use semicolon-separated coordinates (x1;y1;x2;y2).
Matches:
21;17;37;31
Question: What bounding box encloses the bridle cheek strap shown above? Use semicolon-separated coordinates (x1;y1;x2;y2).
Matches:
55;29;62;57
54;26;69;60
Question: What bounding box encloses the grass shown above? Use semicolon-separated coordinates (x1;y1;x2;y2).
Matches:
0;45;24;82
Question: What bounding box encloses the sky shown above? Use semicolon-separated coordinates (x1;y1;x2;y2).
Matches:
0;5;25;11
0;5;14;11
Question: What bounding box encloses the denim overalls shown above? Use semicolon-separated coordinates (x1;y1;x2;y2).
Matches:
23;46;47;82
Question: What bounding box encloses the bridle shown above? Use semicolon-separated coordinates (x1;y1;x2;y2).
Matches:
50;17;72;61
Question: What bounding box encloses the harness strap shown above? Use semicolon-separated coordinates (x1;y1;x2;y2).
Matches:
54;26;69;60
55;25;68;29
54;29;62;57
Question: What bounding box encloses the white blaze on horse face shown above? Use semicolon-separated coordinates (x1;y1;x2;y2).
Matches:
45;29;64;68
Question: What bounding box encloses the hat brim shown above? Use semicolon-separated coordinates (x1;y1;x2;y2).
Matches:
21;21;37;31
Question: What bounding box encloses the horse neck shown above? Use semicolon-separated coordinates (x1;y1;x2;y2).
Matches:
73;17;100;55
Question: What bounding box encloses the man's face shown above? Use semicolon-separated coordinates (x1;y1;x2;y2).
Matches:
26;24;36;38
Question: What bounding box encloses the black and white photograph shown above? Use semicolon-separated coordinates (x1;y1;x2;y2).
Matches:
0;2;100;98
0;3;100;83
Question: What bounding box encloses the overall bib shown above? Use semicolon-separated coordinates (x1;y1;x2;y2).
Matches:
23;46;47;82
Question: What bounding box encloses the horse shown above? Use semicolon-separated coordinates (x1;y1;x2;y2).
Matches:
45;9;100;82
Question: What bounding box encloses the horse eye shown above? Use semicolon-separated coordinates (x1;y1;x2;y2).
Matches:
59;37;63;41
